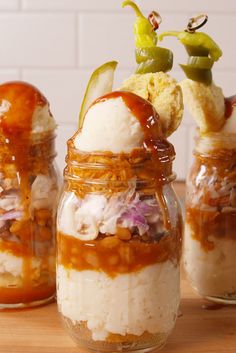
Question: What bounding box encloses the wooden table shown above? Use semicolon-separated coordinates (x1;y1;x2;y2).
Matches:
1;275;236;353
1;183;236;352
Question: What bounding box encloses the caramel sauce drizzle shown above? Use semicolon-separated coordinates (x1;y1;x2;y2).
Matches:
90;91;175;230
93;91;174;164
224;95;236;119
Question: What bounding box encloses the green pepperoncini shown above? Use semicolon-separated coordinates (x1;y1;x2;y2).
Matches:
122;0;173;74
159;15;222;85
122;0;157;48
159;31;222;62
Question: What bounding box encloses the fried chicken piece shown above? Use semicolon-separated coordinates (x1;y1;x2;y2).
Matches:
121;72;183;137
180;79;225;134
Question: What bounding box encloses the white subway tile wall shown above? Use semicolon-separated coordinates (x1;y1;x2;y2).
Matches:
0;0;235;178
0;0;19;10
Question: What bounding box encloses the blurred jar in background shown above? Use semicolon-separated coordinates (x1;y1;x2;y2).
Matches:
0;82;60;309
185;132;236;304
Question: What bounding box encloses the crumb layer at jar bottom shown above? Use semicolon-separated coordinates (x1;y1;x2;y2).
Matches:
62;317;168;353
184;223;236;302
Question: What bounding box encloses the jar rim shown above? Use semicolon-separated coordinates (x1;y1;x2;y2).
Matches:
65;142;176;185
67;141;176;164
194;130;236;158
64;172;177;186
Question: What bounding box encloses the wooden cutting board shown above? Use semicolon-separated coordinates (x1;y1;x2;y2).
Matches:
0;275;236;353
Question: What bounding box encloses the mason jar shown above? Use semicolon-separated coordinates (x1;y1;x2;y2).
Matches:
184;132;236;304
57;138;182;352
0;132;59;309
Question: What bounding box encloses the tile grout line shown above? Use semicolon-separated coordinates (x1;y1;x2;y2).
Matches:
18;0;22;11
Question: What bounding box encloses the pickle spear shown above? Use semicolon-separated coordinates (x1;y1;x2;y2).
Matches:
79;61;118;128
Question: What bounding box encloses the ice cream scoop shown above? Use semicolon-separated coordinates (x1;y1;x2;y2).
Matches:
74;90;163;154
0;81;56;136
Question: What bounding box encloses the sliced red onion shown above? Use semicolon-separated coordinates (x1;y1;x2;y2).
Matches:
134;200;159;215
119;200;158;235
114;191;160;235
76;186;162;237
